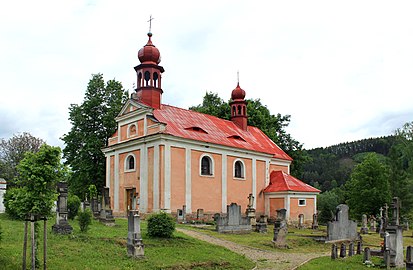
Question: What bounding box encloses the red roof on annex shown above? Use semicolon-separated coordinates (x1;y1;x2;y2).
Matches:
153;104;292;161
264;171;320;193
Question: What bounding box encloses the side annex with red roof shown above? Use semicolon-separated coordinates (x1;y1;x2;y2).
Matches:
102;31;320;224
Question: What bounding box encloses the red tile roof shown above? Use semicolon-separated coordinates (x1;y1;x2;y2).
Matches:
153;104;292;161
263;171;320;193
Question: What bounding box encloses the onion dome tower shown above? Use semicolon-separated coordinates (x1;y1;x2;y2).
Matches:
134;32;165;109
230;82;248;131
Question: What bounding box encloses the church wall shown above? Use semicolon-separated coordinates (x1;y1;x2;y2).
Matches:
120;125;129;141
191;150;222;212
147;147;154;212
170;147;186;211
269;197;285;219
289;197;315;223
270;164;288;173
118;150;140;213
255;160;266;214
137;119;144;136
226;156;252;212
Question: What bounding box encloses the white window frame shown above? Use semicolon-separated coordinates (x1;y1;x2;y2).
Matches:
127;123;138;138
233;158;246;180
199;154;214;177
125;154;136;172
298;199;306;206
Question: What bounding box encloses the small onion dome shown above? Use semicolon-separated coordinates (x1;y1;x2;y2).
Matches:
138;32;161;64
231;83;246;100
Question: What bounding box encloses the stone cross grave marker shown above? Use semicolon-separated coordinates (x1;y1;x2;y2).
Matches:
52;182;73;234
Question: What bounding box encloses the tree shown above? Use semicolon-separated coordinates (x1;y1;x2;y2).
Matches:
4;144;63;219
317;187;345;224
345;153;391;219
388;121;413;217
0;132;44;185
62;74;128;198
189;92;305;176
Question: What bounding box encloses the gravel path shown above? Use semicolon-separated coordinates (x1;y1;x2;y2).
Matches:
177;228;328;270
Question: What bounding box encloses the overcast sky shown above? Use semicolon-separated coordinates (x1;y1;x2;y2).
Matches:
1;0;412;150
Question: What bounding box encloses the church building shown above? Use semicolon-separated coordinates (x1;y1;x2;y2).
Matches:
102;31;320;224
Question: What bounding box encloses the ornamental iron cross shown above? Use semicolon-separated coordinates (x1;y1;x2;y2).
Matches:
148;15;154;33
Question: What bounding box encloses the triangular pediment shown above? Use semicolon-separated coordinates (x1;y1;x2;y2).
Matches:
116;99;153;121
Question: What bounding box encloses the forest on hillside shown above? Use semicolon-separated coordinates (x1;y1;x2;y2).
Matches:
300;136;396;191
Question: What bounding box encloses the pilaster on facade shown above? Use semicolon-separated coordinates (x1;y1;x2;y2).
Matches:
153;144;160;212
114;153;119;212
185;148;192;213
139;146;148;213
221;154;227;213
164;143;171;212
105;155;111;187
265;160;270;186
252;157;257;208
285;194;291;220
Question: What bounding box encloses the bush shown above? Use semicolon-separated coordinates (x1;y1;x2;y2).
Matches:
3;188;27;220
67;194;81;220
78;209;92;232
147;212;175;238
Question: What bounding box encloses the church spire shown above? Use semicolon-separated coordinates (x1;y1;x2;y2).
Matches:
230;76;248;131
133;18;164;109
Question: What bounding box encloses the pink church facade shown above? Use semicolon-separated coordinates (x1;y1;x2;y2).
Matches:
102;32;320;224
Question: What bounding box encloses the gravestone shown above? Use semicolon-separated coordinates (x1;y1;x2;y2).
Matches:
339;242;346;258
272;209;288;248
356;241;362;255
298;214;304;229
404;218;409;231
196;209;204;220
326;204;357;242
52;182;73;234
245;193;256;226
383;197;404;268
127;210;144;258
369;215;377;232
182;205;187;223
331;244;338;259
363;247;371;264
311;213;319;230
360;214;368;234
255;215;268;233
348;242;354;256
177;209;184;222
216;203;251;233
406;246;413;270
380;203;389;237
99;187;115;226
91;197;99;218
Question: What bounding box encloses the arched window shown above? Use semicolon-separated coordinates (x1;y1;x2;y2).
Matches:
200;155;213;176
144;71;150;86
233;159;245;179
125;154;135;171
243;106;246;115
153;72;158;88
237;105;241;115
138;72;142;87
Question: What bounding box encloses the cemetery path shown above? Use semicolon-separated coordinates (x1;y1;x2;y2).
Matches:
177;228;328;270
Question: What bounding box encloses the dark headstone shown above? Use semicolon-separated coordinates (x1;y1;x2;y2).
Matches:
331;244;338;259
363;247;371;263
99;187;115;226
255;215;267;233
383;249;391;270
348;242;354;257
407;246;413;270
356;241;362;255
311;213;319;230
339;243;346;258
52;182;73;234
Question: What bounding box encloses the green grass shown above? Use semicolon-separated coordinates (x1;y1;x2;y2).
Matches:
180;224;330;253
297;255;384;270
0;214;255;270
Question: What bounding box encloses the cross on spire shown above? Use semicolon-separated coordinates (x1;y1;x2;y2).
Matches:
237;70;239;85
148;15;154;33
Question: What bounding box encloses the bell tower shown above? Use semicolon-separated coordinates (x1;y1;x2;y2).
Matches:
230;83;248;131
134;31;164;109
